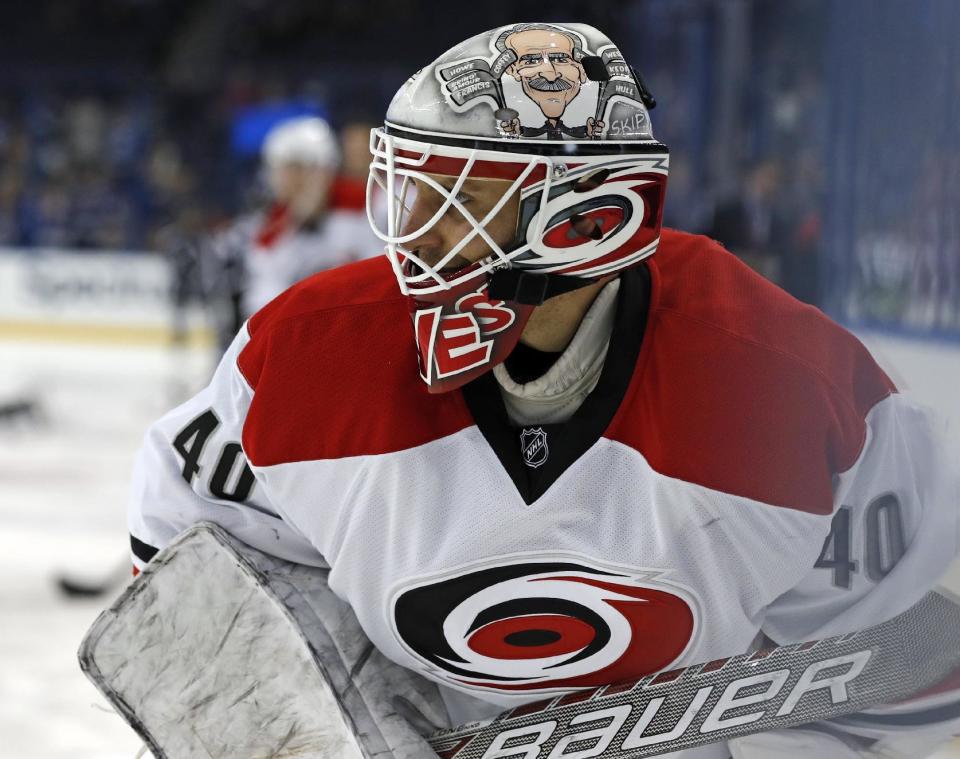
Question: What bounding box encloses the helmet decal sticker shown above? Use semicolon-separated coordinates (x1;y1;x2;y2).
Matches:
514;161;666;273
411;278;534;391
435;23;648;141
390;554;700;694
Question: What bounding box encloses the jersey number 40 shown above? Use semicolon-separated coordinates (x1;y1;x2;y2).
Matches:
172;409;256;503
815;496;906;589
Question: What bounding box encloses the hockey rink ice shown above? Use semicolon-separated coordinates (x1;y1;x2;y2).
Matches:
0;337;214;759
2;333;960;759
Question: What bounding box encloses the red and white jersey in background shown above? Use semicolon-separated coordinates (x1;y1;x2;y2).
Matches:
129;230;960;756
240;176;382;317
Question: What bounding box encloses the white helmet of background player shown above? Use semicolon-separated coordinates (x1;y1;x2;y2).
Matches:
367;22;668;393
263;116;340;222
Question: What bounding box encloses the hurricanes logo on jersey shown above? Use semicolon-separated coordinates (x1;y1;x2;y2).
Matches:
390;555;699;695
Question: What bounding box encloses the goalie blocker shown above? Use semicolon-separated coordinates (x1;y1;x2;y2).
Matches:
78;523;447;759
80;523;960;759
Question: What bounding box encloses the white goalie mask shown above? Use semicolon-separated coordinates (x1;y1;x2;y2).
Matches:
367;22;669;393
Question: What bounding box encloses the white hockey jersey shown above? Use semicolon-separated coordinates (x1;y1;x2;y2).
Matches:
128;229;960;757
215;177;383;319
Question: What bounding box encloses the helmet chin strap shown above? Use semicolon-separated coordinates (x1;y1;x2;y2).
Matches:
487;269;599;306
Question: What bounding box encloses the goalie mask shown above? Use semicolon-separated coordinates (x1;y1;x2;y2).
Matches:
368;22;669;393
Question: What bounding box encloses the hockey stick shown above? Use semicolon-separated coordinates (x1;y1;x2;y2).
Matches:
427;587;960;759
56;557;131;599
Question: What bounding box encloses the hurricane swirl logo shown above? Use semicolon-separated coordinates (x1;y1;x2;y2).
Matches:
515;163;667;279
390;556;699;694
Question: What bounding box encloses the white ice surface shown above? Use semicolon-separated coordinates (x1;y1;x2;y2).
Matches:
0;338;213;759
1;332;958;759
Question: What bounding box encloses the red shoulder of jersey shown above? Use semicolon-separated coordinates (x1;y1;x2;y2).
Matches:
328;175;367;211
606;229;896;515
238;257;474;467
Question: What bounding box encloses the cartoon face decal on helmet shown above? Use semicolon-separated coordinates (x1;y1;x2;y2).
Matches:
435;23;652;142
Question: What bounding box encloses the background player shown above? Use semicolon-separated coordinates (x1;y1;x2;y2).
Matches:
206;115;382;350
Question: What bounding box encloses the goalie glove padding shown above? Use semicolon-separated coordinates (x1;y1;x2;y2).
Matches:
78;522;448;759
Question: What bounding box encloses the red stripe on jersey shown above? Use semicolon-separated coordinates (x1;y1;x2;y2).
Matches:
605;231;895;515
238;231;894;516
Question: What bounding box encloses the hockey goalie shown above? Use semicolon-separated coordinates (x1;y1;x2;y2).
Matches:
82;22;960;759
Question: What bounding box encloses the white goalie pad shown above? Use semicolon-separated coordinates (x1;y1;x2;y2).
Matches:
78;522;448;758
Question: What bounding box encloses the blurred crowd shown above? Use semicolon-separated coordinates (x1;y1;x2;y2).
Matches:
0;95;190;251
0;75;828;304
0;92;377;251
0;0;956;329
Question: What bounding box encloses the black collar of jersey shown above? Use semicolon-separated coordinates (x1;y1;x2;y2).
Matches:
461;264;651;505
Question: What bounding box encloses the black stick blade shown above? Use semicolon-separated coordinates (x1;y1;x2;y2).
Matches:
582;55;610;82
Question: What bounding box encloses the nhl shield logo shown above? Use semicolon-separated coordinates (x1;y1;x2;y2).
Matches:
520;427;549;468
